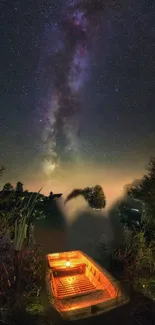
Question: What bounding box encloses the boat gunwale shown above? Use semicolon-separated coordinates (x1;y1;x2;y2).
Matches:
46;250;129;318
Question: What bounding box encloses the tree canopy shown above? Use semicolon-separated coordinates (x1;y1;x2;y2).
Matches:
16;182;24;193
83;185;106;210
127;157;155;241
3;182;14;192
65;184;106;210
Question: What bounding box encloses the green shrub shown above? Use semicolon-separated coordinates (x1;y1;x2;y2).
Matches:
113;228;155;300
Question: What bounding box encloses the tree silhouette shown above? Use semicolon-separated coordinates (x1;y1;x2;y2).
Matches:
3;182;14;192
16;182;24;193
49;191;62;200
65;185;106;210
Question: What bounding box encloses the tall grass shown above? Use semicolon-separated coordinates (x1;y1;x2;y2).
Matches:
0;192;44;324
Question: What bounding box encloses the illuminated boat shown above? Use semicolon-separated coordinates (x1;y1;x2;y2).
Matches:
45;250;129;321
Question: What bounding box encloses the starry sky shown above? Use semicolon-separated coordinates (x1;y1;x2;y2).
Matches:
0;0;155;207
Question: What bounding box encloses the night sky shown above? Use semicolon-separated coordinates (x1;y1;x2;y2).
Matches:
0;0;155;207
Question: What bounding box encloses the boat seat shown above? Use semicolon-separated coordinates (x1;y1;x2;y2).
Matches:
52;263;86;277
55;274;101;299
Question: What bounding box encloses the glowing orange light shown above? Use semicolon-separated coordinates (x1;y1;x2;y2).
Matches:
66;261;71;267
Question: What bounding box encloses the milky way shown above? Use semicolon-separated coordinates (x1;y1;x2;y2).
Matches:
40;0;104;175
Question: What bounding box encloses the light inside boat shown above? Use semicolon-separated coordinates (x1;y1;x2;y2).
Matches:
66;260;71;267
46;251;129;321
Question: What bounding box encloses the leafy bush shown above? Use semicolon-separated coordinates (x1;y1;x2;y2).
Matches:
0;232;43;324
113;228;155;300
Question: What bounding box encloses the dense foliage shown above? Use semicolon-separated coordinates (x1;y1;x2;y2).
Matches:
65;184;106;209
111;157;155;301
0;176;55;324
113;229;155;301
126;157;155;242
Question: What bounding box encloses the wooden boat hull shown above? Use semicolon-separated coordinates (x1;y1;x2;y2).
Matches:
45;250;129;321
